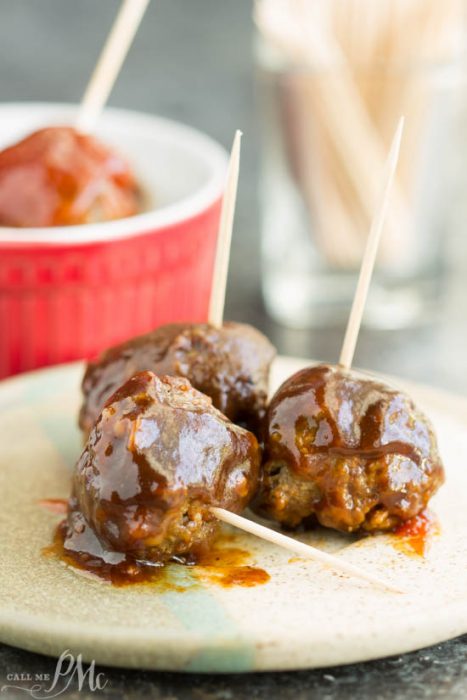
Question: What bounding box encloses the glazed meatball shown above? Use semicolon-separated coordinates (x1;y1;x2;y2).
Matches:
0;126;140;227
65;371;261;563
79;322;276;436
253;364;444;533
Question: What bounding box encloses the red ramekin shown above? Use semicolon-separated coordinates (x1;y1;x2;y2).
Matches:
0;104;228;379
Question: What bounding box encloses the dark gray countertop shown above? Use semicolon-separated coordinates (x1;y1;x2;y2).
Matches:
0;1;466;696
1;636;466;700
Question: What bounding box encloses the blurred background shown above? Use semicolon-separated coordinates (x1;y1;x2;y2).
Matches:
1;0;467;393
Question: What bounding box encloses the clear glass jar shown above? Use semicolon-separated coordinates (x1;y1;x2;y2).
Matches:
256;13;466;329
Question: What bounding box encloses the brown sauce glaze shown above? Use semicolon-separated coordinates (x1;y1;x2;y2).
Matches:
254;364;444;533
392;510;440;557
69;372;261;565
79;321;276;438
44;521;269;589
43;521;172;588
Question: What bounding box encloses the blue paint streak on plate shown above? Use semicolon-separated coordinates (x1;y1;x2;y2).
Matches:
1;364;83;468
161;567;255;672
37;411;83;469
0;363;80;409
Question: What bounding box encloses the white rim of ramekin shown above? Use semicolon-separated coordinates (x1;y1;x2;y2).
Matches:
0;103;229;245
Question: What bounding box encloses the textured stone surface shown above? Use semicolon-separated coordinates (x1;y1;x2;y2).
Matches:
1;636;466;699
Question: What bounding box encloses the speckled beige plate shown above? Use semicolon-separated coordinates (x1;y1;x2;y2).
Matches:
0;358;466;673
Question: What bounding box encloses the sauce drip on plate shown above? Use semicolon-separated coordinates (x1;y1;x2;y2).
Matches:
392;510;440;556
192;532;270;588
39;498;68;515
43;521;269;589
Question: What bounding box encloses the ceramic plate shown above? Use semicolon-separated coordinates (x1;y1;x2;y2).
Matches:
0;358;466;672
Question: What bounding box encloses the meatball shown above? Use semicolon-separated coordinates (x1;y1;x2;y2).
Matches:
79;322;276;437
0;126;140;227
65;371;261;563
253;364;444;533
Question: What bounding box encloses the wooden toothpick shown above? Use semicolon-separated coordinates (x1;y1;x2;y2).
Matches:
339;117;404;369
208;130;242;328
211;507;403;594
76;0;150;133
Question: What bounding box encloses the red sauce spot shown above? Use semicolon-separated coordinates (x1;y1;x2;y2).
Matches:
392;510;440;557
38;498;68;515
